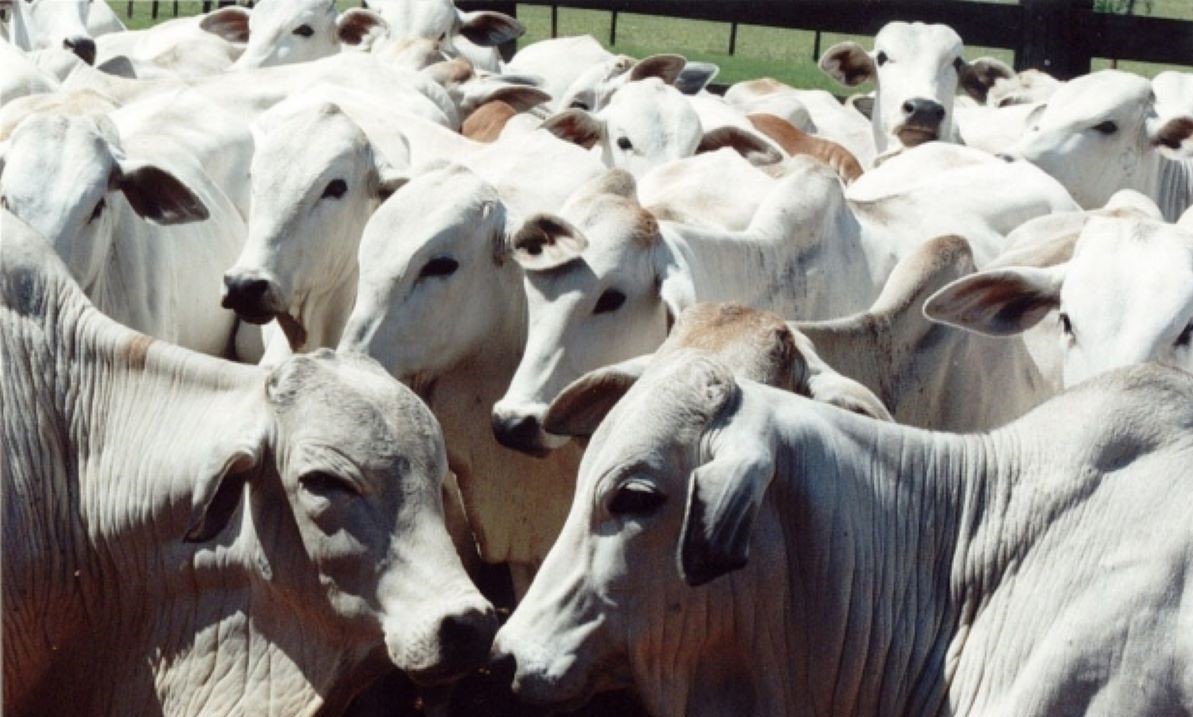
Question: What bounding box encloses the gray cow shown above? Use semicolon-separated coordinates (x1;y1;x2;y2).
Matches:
1;210;495;716
496;349;1193;716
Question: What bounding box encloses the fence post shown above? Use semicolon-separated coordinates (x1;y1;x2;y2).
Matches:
201;1;212;11
728;22;737;55
610;10;618;46
1017;0;1093;80
550;4;558;38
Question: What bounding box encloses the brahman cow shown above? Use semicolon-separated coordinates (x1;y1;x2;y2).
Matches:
2;211;496;717
4;0;126;65
494;349;1193;716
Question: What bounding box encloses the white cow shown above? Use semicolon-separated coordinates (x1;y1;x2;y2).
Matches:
985;68;1062;107
2;212;496;716
94;8;250;79
1002;70;1193;221
4;0;125;64
231;0;389;69
819;21;1013;158
365;0;524;72
495;350;1193;716
0;110;246;357
506;35;615;106
925;202;1193;387
0;36;59;105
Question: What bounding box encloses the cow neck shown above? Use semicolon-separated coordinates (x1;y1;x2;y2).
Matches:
293;261;361;353
1154;152;1193;223
761;392;1011;716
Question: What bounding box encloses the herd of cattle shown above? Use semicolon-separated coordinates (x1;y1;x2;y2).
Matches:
4;0;1193;715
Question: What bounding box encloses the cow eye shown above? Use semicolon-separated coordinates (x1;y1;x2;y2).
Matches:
616;136;633;151
593;288;625;314
418;257;459;279
293;24;315;37
89;198;106;224
876;51;889;66
321;179;347;200
1092;120;1118;135
1177;323;1192;348
608;482;666;517
299;471;359;498
570;99;589;111
1059;312;1073;336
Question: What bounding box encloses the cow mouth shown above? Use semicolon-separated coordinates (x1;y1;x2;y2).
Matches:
232;308;276;325
895;125;940;147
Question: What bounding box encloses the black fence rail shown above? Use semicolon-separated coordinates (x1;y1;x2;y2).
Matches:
119;1;1193;81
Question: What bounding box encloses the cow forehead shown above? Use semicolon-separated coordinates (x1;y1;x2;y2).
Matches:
5;115;114;199
252;0;335;28
874;22;962;58
254;105;372;170
1068;219;1193;304
1042;71;1152;125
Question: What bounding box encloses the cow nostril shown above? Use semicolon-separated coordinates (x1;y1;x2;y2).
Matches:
902;100;915;115
439;608;497;650
491;413;545;455
220;276;275;320
933;105;946;120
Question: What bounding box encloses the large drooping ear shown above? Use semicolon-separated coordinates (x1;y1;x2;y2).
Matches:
696;126;783;167
629;53;686;85
542;355;652;438
199;6;251;44
653;242;697;329
113;159;210;225
476;84;552;113
540;108;605;149
923;265;1066;337
510;213;589;271
958;57;1015;104
848;94;875;121
336;8;389;49
95;55;137;79
457;10;524;47
819;42;875;87
371;150;410;203
675;61;719;95
679;430;775;587
787;330;892;421
185;441;265;543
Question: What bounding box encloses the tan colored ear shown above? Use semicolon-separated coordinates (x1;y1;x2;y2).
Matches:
959;57;1015;103
697;126;783;167
747;113;863;183
457;10;524;46
923;266;1066;337
510;213;589;271
542;355;652;438
481;84;551;113
540;108;604;149
679;438;774;586
629;54;686;85
336;8;388;48
819;42;875;87
422;56;474;88
114;161;209;225
198;6;251;44
185;446;262;543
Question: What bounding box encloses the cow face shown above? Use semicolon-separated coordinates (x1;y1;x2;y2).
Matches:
339;164;519;386
492;171;680;456
1002;71;1193;213
232;0;388;69
7;0;95;64
365;0;522;56
820;21;1012;154
192;350;496;684
222;102;407;335
0;112;208;290
493;351;777;710
925;212;1193;387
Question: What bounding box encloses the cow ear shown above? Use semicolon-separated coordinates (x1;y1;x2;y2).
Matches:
675;61;719;95
629;54;686;85
679;438;775;586
457;10;524;47
337;8;388;49
848;94;875;120
697;126;783;167
958;57;1015;103
655;247;696;330
788;330;892;420
96;55;138;78
543;355;652;438
923;266;1066;337
819;42;875;87
185;443;263;543
1147;113;1193;157
481;84;552;113
540;108;605;149
372;149;410;202
114;161;210;225
511;213;588;271
199;6;251;44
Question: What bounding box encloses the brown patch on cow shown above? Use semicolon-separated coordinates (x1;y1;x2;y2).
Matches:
661;303;797;389
424;56;474;88
461;100;517;143
276;312;308;352
737;78;788;98
1152;117;1193;150
747;113;864;183
123;333;156;371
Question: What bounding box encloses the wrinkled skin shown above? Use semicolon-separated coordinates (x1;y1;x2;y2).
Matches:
496;350;1193;716
2;213;495;716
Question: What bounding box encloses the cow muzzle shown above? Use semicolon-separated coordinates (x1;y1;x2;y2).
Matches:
490;404;568;457
221;272;284;325
896;97;946;146
389;603;499;687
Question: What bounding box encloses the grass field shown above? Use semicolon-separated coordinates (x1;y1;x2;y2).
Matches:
107;0;1193;92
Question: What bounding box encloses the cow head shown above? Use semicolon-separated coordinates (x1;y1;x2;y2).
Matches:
365;0;523;60
0;112;209;290
493;350;783;710
820;21;1012;154
492;170;682;456
190;350;496;685
925;203;1193;387
232;0;389;69
338;164;521;388
1001;70;1193;216
222;101;408;342
7;0;95;64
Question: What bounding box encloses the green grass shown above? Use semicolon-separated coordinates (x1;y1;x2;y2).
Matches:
106;0;1193;88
